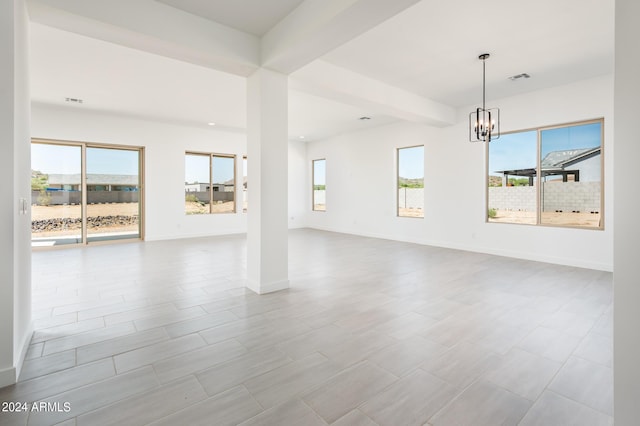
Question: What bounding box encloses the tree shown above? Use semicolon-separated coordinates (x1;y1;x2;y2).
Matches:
508;178;530;187
398;177;424;188
31;170;48;191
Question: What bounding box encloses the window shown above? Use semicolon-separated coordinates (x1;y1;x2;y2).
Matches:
312;159;326;211
487;119;603;229
487;130;537;225
185;152;235;214
31;140;143;247
397;145;424;218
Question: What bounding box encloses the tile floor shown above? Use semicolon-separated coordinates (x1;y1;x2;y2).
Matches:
0;229;613;425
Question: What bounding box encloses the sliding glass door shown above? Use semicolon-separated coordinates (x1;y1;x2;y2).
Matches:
86;147;141;242
31;140;143;247
31;143;83;246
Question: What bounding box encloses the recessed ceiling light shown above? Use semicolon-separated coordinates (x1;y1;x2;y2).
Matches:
359;116;371;120
508;73;531;81
298;135;305;140
65;97;83;104
207;122;216;126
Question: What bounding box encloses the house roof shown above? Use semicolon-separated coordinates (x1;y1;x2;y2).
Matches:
48;174;139;186
541;147;601;169
495;147;601;177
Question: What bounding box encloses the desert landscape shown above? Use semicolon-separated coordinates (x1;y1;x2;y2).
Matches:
185;200;235;214
489;210;601;227
399;207;424;218
31;202;139;237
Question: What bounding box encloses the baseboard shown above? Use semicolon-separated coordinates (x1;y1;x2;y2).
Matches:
0;323;34;389
304;226;613;272
15;322;34;382
246;279;290;295
145;230;247;242
0;366;17;389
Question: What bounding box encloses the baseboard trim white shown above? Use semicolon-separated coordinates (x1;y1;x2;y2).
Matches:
246;279;290;295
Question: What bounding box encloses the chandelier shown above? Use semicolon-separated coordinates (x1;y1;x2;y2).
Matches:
469;53;500;142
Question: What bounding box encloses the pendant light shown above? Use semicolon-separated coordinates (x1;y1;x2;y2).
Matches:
469;53;500;142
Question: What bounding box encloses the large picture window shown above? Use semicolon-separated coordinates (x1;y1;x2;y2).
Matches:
487;119;603;229
312;159;326;211
397;145;424;218
185;152;236;214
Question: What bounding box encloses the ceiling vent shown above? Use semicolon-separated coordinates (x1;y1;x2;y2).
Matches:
508;73;531;81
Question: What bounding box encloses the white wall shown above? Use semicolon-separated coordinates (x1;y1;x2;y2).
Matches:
305;121;436;244
31;104;307;241
288;138;308;229
32;104;248;240
0;0;33;388
614;0;640;421
304;75;614;271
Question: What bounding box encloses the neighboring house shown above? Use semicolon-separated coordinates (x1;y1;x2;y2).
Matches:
495;147;601;186
185;183;225;192
185;183;210;192
47;173;139;191
185;178;245;193
223;177;239;192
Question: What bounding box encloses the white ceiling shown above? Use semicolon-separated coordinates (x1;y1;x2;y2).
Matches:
30;23;247;130
323;0;615;107
27;0;615;142
30;23;396;140
155;0;304;36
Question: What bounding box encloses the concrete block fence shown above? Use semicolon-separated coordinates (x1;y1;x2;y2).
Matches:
32;190;139;205
398;188;424;209
488;182;601;213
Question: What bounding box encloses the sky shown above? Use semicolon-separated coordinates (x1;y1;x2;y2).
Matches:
313;159;326;185
32;144;81;174
488;130;537;175
541;122;601;157
185;154;235;184
32;144;139;175
398;145;424;179
489;122;601;177
87;147;139;175
32;143;235;185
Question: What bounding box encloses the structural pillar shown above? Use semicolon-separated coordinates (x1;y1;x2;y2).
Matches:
614;0;640;422
0;0;33;388
245;68;289;294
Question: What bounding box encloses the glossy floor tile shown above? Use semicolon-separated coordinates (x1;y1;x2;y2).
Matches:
0;229;612;425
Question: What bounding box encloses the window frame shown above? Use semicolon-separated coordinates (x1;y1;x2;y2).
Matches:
31;138;145;247
396;145;425;219
485;118;604;230
185;151;236;215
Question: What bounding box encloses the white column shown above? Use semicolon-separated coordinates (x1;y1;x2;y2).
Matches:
246;68;289;294
0;0;32;388
614;0;640;422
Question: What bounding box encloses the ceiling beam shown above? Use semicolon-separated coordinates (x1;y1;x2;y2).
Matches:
261;0;421;74
291;60;456;127
27;0;261;77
